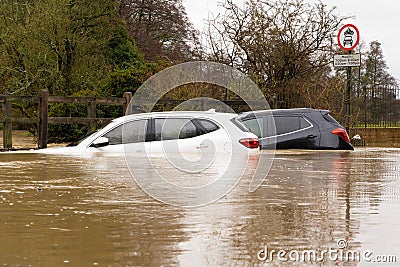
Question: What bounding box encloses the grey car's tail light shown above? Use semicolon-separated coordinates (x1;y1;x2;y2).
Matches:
331;128;350;143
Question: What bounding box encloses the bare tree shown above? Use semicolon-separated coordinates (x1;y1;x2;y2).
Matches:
119;0;202;62
206;0;349;107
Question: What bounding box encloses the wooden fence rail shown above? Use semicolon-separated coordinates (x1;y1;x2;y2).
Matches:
0;90;132;149
1;90;263;150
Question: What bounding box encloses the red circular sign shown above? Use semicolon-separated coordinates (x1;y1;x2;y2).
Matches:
337;24;360;51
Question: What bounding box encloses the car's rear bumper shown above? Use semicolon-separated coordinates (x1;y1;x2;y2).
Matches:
337;138;354;150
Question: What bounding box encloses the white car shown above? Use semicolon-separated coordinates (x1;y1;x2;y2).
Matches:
40;110;260;156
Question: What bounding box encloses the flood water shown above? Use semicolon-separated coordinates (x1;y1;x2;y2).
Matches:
0;148;399;266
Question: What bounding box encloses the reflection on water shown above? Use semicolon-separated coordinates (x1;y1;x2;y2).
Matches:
0;149;399;266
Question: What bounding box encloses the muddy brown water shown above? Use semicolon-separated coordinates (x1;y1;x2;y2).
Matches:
0;148;399;266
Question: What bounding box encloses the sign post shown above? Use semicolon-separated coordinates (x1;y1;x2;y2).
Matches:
346;51;352;134
336;24;360;135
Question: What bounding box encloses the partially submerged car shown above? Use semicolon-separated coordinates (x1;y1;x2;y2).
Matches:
40;110;260;155
239;108;354;150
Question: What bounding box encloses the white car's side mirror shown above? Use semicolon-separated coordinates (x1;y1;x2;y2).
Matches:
92;137;109;148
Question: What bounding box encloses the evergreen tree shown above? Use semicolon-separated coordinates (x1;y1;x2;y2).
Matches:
363;41;397;89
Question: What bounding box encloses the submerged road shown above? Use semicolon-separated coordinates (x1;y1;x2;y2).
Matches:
0;148;399;266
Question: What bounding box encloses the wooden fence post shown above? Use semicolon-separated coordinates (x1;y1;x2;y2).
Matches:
87;96;96;132
123;92;132;115
2;97;12;149
38;90;48;149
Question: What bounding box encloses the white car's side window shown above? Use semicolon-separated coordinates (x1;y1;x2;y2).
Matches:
103;125;122;145
196;119;220;134
103;119;147;145
155;118;199;141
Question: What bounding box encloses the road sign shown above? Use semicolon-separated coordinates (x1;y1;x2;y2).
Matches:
333;54;361;67
337;24;360;51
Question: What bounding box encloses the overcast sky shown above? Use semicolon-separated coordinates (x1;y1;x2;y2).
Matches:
183;0;400;81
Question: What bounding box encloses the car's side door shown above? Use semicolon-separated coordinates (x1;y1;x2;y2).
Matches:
86;119;150;154
272;115;320;149
149;117;205;155
241;114;320;149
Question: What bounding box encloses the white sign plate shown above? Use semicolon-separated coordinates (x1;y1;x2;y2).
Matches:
333;54;361;67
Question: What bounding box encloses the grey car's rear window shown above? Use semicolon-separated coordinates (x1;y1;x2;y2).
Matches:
241;117;264;138
323;114;340;125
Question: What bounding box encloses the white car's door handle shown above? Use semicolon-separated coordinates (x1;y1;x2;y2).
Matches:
196;144;209;149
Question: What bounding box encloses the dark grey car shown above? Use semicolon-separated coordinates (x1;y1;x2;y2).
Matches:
239;108;354;150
